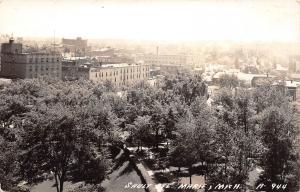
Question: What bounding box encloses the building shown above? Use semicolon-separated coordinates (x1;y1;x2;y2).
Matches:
0;39;62;79
285;80;300;101
94;55;133;64
273;80;300;102
159;64;186;75
62;37;88;56
135;54;194;75
62;60;78;81
89;63;150;87
62;56;93;81
212;71;276;87
136;54;187;66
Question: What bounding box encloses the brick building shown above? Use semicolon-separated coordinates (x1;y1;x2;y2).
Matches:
0;39;62;79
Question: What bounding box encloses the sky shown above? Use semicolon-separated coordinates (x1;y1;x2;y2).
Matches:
0;0;299;42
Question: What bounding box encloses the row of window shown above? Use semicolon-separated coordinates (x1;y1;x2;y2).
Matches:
147;60;184;64
118;67;149;73
95;72;149;80
28;65;60;72
28;57;60;64
94;68;149;78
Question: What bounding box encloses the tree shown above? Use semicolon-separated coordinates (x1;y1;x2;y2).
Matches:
0;136;19;191
211;87;262;190
150;101;166;149
257;106;300;191
19;102;111;192
219;74;240;89
127;115;151;151
169;110;199;184
8;79;113;192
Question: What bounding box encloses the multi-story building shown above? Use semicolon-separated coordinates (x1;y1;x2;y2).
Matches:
89;63;150;87
136;54;187;66
94;55;133;64
61;58;91;81
0;39;62;79
135;54;196;75
62;60;78;81
62;37;88;56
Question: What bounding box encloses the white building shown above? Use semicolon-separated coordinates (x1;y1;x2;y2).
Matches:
89;63;150;87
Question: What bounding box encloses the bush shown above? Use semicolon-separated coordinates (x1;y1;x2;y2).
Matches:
154;172;175;183
68;184;104;192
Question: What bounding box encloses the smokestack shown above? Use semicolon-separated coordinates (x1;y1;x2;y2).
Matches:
156;46;159;57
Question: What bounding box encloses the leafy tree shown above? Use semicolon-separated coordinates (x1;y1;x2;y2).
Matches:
211;88;262;190
19;103;111;192
257;106;299;191
150;101;167;149
5;79;113;192
126;115;151;150
219;74;240;89
169;110;199;184
0;136;19;190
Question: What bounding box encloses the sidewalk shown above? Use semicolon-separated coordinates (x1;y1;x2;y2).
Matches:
124;147;158;192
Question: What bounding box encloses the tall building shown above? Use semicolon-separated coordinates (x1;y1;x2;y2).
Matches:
89;63;150;87
0;39;62;79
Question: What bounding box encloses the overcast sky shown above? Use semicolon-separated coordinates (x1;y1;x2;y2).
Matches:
0;0;299;42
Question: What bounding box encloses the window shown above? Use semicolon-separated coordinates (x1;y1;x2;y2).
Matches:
46;58;49;63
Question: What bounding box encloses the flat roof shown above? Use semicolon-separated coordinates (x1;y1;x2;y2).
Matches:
92;63;147;68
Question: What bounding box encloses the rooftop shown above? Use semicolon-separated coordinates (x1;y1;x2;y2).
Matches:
285;80;300;88
92;63;146;69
